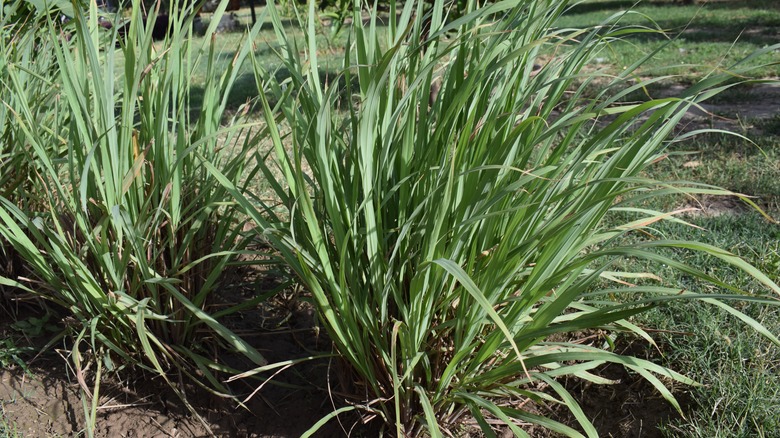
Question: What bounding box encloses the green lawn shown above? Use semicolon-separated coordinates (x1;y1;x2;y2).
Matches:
556;0;780;80
642;215;780;437
553;2;780;436
180;10;351;112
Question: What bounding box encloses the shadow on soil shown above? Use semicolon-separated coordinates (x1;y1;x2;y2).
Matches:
0;276;377;438
541;339;692;438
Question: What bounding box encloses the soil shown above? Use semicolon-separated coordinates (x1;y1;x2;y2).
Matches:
0;290;361;438
536;340;693;438
668;83;780;134
1;307;688;438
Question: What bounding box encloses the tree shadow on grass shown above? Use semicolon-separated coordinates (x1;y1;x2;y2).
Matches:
564;0;780;46
588;22;778;47
566;0;779;15
189;65;355;121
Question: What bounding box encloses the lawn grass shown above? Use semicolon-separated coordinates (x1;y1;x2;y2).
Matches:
205;1;780;108
179;10;352;112
556;2;780;435
0;416;17;438
630;119;780;438
653;132;780;211
639;214;780;437
585;132;780;436
556;0;780;80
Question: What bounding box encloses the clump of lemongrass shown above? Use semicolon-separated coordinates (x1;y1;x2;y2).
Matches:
211;0;780;435
0;0;274;434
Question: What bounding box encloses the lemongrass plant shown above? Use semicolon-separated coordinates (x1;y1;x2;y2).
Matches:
203;0;780;435
0;0;70;300
0;0;270;432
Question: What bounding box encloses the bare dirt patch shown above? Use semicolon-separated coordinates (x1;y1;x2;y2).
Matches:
679;194;756;217
1;363;212;437
0;355;349;438
0;285;362;438
0;295;688;438
546;358;690;438
661;82;780;134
